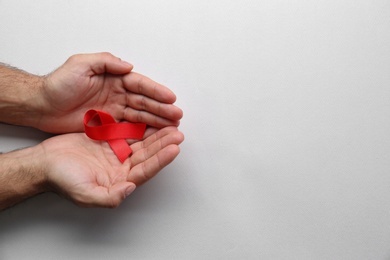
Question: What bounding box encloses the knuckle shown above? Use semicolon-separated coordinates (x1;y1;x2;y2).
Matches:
99;51;113;59
67;53;82;63
137;111;143;122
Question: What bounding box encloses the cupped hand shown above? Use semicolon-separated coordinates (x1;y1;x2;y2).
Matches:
38;52;183;133
40;126;184;208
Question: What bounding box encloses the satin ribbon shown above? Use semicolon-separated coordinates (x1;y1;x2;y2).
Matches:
84;109;146;163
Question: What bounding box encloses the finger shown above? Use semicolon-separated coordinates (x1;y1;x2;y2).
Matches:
122;72;177;104
130;126;181;152
74;182;136;208
126;92;183;121
67;52;133;75
144;127;159;139
124;107;181;129
127;145;181;186
130;129;184;167
125;127;158;145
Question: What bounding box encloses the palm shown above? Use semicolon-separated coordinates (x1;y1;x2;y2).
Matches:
41;127;184;208
39;53;183;133
69;75;126;116
45;71;127;132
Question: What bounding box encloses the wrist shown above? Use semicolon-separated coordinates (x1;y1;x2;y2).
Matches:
0;65;45;128
22;145;48;193
0;145;48;210
9;145;48;193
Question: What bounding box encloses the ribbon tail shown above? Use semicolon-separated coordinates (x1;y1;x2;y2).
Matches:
108;139;132;163
84;109;146;163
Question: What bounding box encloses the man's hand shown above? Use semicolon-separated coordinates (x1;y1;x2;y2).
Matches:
37;52;183;133
40;126;184;208
0;53;185;210
0;126;183;210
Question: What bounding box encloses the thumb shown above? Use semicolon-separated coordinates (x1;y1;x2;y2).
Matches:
78;182;136;208
68;52;133;75
90;52;133;75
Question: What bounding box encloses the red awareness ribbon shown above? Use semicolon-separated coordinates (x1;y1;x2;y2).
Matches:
84;109;146;163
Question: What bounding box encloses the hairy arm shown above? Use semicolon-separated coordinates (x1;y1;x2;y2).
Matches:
0;54;183;133
0;146;47;210
0;64;44;128
0;126;183;211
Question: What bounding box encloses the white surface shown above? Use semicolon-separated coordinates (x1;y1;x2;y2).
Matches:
1;0;390;259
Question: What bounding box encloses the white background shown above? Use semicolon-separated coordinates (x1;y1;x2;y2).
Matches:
1;0;390;259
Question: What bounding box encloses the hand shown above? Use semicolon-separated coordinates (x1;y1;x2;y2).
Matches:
38;52;183;133
40;126;184;208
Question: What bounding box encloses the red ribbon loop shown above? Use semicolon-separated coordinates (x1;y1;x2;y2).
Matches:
84;109;146;163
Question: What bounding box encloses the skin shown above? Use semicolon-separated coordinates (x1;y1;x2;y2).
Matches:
38;53;183;133
0;52;184;210
0;127;184;210
0;52;183;132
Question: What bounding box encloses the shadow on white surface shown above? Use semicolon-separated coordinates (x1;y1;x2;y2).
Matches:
0;171;185;245
0;123;193;249
0;123;52;152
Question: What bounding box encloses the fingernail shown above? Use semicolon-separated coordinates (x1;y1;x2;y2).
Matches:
121;60;133;68
125;184;136;197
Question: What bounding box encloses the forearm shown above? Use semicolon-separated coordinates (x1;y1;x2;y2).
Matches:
0;64;44;128
0;146;47;210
